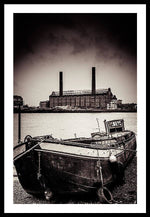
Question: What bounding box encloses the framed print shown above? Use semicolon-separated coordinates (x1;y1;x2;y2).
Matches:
4;4;146;214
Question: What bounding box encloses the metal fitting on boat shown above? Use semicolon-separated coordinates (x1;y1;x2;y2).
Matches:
109;154;117;163
44;189;53;201
24;135;32;143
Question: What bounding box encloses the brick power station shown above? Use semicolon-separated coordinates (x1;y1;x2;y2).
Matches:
40;67;118;109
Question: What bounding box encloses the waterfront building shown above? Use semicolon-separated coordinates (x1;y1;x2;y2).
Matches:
14;95;23;107
40;100;50;108
48;67;117;109
107;98;118;110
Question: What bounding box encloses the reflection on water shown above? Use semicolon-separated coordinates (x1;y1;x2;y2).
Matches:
14;112;137;146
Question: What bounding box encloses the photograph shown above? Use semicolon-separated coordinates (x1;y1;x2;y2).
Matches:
4;4;146;214
13;11;137;203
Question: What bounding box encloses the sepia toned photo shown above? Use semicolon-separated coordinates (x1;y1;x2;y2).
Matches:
4;4;146;214
13;12;137;204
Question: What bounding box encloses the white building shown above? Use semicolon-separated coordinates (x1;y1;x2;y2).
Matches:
107;99;118;110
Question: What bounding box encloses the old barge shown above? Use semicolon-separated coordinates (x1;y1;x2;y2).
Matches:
13;119;136;203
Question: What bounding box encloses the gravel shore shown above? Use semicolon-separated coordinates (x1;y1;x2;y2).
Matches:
13;156;137;204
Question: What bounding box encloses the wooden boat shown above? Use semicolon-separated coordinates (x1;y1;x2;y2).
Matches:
13;119;136;203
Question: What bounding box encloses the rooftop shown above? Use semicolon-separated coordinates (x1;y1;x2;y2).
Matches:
50;88;111;96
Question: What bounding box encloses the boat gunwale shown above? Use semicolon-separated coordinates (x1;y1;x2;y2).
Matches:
13;142;40;162
34;146;132;160
13;131;136;162
34;130;133;143
39;132;136;151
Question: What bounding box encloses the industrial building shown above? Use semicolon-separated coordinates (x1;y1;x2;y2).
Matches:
40;100;50;108
47;67;118;109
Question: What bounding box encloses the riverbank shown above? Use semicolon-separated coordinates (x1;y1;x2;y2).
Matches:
14;108;137;113
13;156;137;204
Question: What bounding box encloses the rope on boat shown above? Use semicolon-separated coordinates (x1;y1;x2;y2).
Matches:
37;151;42;180
96;147;115;204
97;187;114;204
36;145;53;200
96;148;103;184
13;138;46;162
96;144;127;204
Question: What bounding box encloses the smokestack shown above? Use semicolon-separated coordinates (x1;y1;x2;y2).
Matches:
92;67;96;95
59;71;63;96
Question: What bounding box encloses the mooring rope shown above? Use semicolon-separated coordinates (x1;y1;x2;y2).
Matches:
96;145;124;204
96;146;114;204
96;147;103;186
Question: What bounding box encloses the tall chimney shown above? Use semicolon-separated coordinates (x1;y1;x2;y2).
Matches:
59;71;63;96
92;67;96;95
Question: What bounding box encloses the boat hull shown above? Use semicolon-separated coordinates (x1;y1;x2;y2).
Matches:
14;134;136;196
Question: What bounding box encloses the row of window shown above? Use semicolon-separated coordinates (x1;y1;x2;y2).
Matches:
49;95;112;108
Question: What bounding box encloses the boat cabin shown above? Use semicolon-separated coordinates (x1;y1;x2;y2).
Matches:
104;119;125;134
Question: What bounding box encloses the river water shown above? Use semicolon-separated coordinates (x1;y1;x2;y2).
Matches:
13;112;137;146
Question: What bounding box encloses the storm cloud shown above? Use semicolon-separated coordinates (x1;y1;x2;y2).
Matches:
14;13;137;106
14;13;136;62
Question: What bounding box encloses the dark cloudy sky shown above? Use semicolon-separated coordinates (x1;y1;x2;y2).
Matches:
14;13;137;106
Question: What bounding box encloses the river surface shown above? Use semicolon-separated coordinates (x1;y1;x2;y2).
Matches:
13;112;137;146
